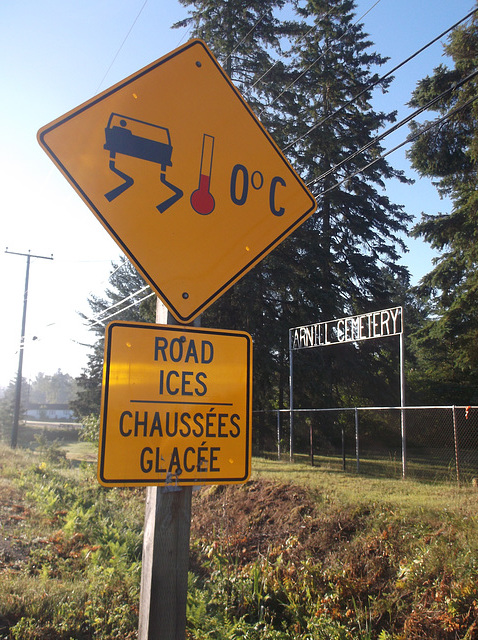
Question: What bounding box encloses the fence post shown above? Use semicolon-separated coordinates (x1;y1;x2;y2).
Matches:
400;331;407;479
309;420;314;467
355;408;360;473
452;405;461;486
289;340;294;462
342;426;346;472
277;410;281;460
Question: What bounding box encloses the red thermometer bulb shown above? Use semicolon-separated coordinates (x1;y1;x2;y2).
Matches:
190;134;215;215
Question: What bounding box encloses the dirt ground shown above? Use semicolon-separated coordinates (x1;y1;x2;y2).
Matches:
0;475;356;571
0;477;32;572
190;479;361;565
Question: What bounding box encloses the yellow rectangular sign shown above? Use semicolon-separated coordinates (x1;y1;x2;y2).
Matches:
98;322;252;487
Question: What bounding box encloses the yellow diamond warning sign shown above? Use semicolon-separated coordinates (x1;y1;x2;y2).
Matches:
98;322;252;487
37;39;316;323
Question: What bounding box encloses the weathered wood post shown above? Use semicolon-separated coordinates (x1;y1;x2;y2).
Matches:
138;484;192;639
137;301;194;640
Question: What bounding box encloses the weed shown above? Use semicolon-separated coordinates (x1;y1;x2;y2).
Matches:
2;444;478;639
78;414;100;445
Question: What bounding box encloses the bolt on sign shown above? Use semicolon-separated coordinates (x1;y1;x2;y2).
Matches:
37;39;317;323
98;322;252;487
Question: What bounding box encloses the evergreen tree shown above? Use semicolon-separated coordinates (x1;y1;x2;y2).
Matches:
76;1;416;428
71;261;154;418
407;6;478;404
270;0;413;408
0;378;28;444
174;0;302;413
173;0;291;120
281;2;410;308
178;0;412;411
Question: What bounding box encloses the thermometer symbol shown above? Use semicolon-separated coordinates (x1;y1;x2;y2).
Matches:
190;134;215;215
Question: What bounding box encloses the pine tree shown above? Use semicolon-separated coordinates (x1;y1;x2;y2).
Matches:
269;0;413;408
174;0;413;413
283;0;410;312
407;6;478;403
71;261;155;418
76;1;416;427
173;0;291;118
174;0;300;413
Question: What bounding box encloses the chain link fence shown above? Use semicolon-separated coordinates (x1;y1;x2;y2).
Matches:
253;406;478;485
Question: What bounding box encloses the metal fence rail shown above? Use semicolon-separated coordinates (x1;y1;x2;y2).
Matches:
253;406;478;485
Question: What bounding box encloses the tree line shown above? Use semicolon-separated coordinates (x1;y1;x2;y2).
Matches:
0;371;78;439
72;0;478;424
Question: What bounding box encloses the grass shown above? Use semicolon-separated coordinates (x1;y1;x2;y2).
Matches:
0;442;143;640
1;428;478;639
63;440;97;463
252;456;478;513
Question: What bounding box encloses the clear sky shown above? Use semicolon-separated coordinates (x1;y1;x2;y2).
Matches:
0;0;473;390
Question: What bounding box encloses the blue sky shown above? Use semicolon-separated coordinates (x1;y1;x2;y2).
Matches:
0;0;473;389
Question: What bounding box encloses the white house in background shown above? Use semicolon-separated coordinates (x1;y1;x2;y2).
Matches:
26;403;75;422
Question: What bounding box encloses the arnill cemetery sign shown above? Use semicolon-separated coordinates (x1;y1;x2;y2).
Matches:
290;306;403;350
288;307;405;475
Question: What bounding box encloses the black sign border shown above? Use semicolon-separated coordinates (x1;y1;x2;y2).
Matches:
98;321;252;486
38;40;316;323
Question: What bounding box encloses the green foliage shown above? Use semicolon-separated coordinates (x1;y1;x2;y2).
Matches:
169;0;414;424
1;444;478;639
0;380;15;443
32;433;69;466
72;260;154;418
186;491;478;640
78;413;100;445
407;7;478;403
0;377;28;444
28;370;78;405
6;572;138;640
2;448;143;639
77;0;418;431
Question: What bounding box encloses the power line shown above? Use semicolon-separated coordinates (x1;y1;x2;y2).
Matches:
259;0;382;116
245;11;336;96
58;5;477;347
3;259;131;352
248;21;328;94
306;67;478;189
313;93;478;200
224;9;269;66
86;291;155;328
95;0;149;93
3;281;153;358
82;284;151;326
78;7;475;330
283;7;478;152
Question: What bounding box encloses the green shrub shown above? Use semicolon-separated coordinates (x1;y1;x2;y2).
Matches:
78;414;100;445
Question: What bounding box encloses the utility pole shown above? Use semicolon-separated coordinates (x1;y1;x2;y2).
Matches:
5;249;53;448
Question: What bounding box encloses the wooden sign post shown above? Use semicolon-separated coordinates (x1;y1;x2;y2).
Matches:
138;484;192;639
138;302;193;640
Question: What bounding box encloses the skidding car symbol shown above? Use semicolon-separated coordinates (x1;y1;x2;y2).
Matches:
104;113;183;213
